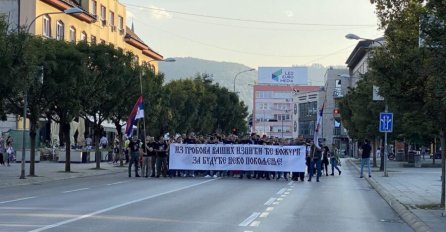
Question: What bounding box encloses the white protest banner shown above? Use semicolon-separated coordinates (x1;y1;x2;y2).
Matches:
169;143;306;172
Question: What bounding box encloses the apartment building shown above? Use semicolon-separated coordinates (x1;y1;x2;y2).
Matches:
0;0;164;144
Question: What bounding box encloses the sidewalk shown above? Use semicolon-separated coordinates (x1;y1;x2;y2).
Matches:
0;160;126;188
349;158;446;232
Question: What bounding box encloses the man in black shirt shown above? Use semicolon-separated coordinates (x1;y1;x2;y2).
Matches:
128;136;141;177
360;139;372;178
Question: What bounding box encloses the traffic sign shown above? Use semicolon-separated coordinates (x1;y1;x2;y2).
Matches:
379;112;393;133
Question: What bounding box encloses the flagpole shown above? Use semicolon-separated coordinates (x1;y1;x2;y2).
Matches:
139;72;147;143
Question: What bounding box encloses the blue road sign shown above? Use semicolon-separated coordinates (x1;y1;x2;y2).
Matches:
379;112;393;133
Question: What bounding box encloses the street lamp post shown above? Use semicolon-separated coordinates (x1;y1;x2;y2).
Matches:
19;7;83;179
233;68;255;93
346;33;389;177
138;58;175;139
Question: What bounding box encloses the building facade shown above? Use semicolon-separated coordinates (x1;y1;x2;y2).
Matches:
322;68;349;155
0;0;164;144
252;85;320;138
343;37;384;157
293;90;324;140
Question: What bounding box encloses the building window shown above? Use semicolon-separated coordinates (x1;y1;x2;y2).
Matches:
91;0;97;16
56;21;64;41
91;35;96;44
42;15;51;38
80;31;87;41
100;5;106;25
69;26;76;43
118;15;124;32
109;11;114;26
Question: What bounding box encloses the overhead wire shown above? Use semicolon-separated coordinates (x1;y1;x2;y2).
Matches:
125;4;380;65
125;4;376;27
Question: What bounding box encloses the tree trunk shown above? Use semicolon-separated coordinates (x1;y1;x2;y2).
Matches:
94;124;101;169
440;130;445;208
29;121;37;176
62;122;71;172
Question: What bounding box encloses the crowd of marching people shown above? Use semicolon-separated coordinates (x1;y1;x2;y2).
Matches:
116;132;342;182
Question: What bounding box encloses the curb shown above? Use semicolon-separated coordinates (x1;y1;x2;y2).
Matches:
347;159;433;232
0;165;126;189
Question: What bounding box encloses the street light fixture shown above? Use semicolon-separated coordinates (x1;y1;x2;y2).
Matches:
233;68;255;93
346;33;389;177
19;6;84;179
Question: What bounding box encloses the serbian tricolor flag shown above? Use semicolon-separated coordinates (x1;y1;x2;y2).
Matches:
313;102;325;149
125;96;144;137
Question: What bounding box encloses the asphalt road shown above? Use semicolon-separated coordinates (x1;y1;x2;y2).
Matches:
0;163;412;232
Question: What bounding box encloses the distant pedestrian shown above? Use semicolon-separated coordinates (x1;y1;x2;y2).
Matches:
360;139;372;178
322;145;329;176
6;136;14;166
0;136;5;166
421;146;427;160
99;135;108;149
327;146;341;176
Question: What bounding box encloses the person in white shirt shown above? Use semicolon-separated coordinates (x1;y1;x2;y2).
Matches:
100;135;108;149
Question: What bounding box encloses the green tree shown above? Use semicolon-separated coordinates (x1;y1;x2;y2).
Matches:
161;73;248;135
370;0;446;207
0;20;53;176
43;40;88;172
107;52;140;166
77;43;135;169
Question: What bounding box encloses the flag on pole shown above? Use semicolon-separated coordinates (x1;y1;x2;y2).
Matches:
125;96;144;137
313;102;325;149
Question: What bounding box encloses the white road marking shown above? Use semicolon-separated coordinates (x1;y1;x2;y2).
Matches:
284;191;290;195
273;202;279;205
62;188;89;194
29;179;217;232
0;196;36;204
239;212;260;227
287;182;293;186
259;212;270;218
277;198;283;201
106;181;128;186
266;207;274;212
281;194;287;198
250;221;261;227
276;188;287;195
264;197;276;205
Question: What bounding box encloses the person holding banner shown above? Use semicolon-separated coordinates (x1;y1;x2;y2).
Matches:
292;136;307;181
308;142;322;182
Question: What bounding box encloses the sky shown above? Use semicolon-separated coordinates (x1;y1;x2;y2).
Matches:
120;0;382;69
